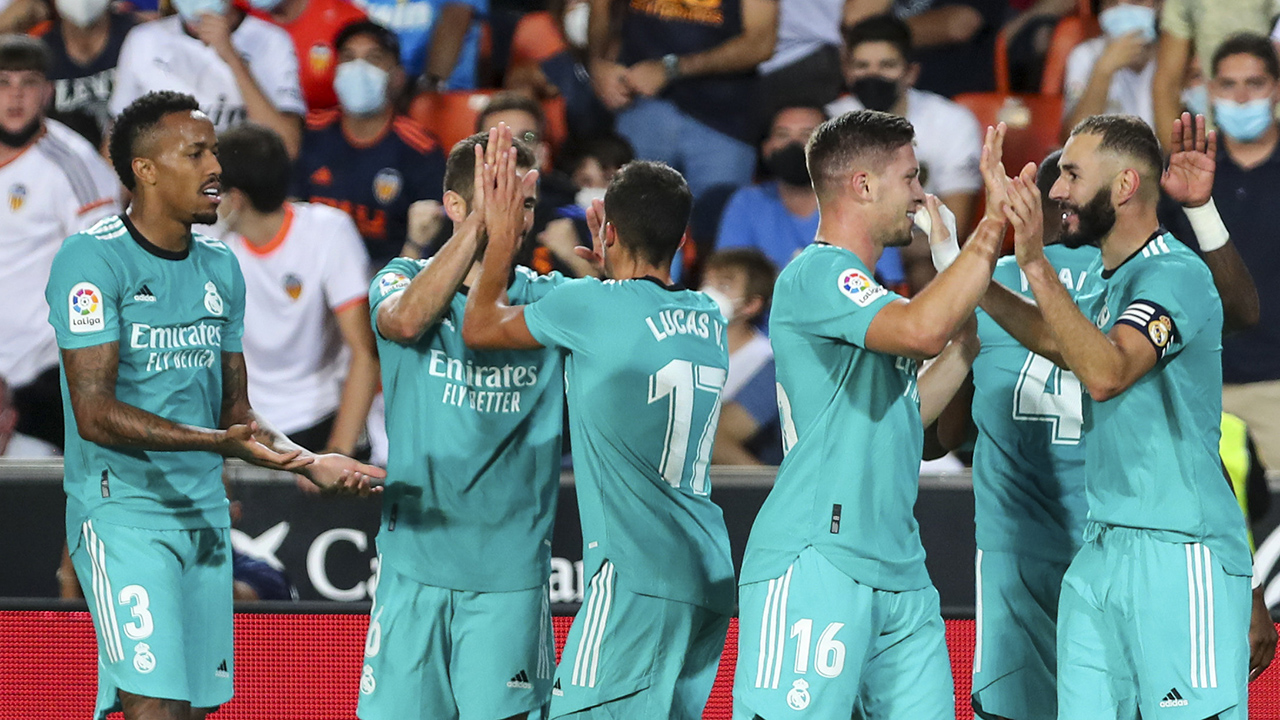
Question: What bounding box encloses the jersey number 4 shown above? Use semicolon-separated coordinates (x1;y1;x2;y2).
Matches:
648;359;725;495
1013;352;1083;444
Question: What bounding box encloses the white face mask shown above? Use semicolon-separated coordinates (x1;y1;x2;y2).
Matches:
333;59;389;116
700;287;738;323
575;186;606;209
55;0;110;28
563;1;589;48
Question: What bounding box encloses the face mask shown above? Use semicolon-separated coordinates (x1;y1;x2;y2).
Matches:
1098;3;1156;43
563;1;589;49
172;0;227;24
851;76;900;113
575;186;606;209
1182;84;1209;118
0;117;41;149
700;287;737;323
763;142;811;186
334;59;389;116
1214;97;1273;142
55;0;110;28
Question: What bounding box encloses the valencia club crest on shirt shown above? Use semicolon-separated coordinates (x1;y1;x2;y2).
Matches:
373;168;402;205
308;43;333;75
9;183;26;211
283;273;303;300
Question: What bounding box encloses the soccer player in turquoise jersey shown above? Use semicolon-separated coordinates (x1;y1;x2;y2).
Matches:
464;126;734;719
45;91;382;720
981;113;1274;720
357;129;568;720
731;109;1013;720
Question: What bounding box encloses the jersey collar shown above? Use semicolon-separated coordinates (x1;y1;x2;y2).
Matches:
121;213;190;261
1100;227;1165;280
637;276;685;292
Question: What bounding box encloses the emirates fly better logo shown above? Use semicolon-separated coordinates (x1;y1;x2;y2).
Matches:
68;282;105;334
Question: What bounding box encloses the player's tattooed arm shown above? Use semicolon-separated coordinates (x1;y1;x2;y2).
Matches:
377;142;490;343
463;124;544;351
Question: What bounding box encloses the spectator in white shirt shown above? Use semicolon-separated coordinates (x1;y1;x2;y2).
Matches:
215;123;379;460
109;0;306;155
826;13;981;291
1062;0;1158;139
0;35;119;450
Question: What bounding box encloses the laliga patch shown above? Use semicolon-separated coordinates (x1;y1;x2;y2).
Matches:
68;282;105;334
379;273;410;295
837;268;887;307
1148;315;1172;349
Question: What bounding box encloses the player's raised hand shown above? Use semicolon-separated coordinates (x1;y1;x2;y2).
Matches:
1161;111;1217;208
219;423;314;472
482;123;537;258
1004;162;1046;268
470;140;487;224
980;123;1012;222
575;198;608;273
302;453;387;497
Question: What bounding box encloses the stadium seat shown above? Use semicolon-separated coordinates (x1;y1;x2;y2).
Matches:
508;11;569;70
953;92;1064;175
1039;15;1100;96
408;90;569;153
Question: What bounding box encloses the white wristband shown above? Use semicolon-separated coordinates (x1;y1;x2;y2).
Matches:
1254;562;1264;590
916;202;961;271
1184;197;1229;253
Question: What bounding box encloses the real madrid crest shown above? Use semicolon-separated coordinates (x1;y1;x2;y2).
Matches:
373;168;403;206
8;183;26;211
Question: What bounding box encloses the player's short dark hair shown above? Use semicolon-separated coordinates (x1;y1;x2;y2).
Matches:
806;109;915;197
442;132;537;205
217;124;292;214
476;91;546;139
0;34;50;75
334;20;401;64
561;133;635;176
1069;114;1163;184
109;91;202;191
841;14;913;61
1211;32;1280;80
1036;149;1063;197
604;161;692;268
704;248;778;312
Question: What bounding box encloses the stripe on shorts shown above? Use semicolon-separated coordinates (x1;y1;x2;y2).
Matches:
83;521;125;663
571;561;614;688
1185;543;1218;689
755;564;793;689
974;549;984;674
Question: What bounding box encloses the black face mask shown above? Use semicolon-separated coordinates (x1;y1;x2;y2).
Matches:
0;116;41;148
851;76;901;113
764;142;810;186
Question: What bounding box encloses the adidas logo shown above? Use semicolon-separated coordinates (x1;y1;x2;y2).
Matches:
506;670;532;689
1159;688;1188;707
215;659;229;678
552;678;563;697
134;285;156;302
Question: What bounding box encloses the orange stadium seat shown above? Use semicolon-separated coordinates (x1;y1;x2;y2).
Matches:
1039;14;1100;95
508;11;569;70
408;90;569;153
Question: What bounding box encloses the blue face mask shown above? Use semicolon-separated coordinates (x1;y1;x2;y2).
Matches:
248;0;284;10
1214;97;1274;142
172;0;227;24
1182;85;1209;118
1098;3;1156;43
333;59;389;116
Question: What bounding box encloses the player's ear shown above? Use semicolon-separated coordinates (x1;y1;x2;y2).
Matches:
741;294;765;321
1113;168;1141;206
604;221;619;248
131;157;156;187
850;170;872;201
442;190;468;223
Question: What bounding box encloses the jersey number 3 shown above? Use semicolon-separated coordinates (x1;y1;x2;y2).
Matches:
1013;352;1083;444
648;359;725;495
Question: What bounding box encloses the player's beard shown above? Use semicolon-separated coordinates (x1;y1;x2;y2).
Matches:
0;116;41;148
192;208;219;225
1060;187;1115;249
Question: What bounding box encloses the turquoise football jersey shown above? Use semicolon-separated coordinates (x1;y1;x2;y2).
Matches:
740;243;927;592
522;277;736;613
972;245;1097;562
1076;231;1251;576
369;259;567;592
45;214;244;531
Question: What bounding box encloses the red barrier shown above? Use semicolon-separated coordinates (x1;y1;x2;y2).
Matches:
3;611;1279;718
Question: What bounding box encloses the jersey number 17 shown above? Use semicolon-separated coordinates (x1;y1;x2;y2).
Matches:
648;359;726;496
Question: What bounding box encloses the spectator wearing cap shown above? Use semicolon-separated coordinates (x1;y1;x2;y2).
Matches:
0;35;119;451
292;20;446;269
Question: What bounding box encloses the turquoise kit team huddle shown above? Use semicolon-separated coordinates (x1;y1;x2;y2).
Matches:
44;93;1263;720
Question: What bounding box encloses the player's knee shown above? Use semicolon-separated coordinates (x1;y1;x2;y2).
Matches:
118;690;192;720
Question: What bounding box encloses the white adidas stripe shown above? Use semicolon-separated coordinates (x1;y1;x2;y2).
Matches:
772;567;792;690
82;523;116;663
571;562;614;688
1185;543;1218;689
755;566;793;690
755;576;776;689
84;522;124;663
589;564;614;688
974;550;984;674
538;589;551;680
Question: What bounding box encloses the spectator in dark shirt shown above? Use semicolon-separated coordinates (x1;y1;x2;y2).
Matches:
292;19;446;269
585;0;779;197
701;249;782;465
1160;33;1280;468
32;0;138;147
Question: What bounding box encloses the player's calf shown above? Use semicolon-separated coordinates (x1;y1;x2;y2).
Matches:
118;690;191;720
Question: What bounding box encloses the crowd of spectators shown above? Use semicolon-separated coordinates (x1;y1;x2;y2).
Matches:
1;0;1279;468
